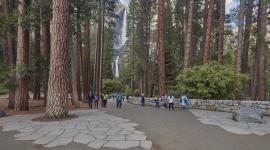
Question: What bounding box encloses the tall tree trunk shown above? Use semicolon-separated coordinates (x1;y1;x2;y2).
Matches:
251;0;267;100
142;1;150;96
183;0;194;69
45;0;70;118
82;19;91;100
200;0;209;64
157;0;166;96
94;0;104;96
41;1;50;104
33;23;41;100
242;0;253;73
72;6;82;104
217;0;225;64
203;0;215;64
15;0;30;111
236;0;244;73
2;0;16;108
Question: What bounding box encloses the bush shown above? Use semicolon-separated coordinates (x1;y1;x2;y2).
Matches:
124;85;132;96
176;63;248;100
133;89;141;97
102;79;122;94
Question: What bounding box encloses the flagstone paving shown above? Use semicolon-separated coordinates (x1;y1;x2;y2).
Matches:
191;109;270;136
0;110;152;149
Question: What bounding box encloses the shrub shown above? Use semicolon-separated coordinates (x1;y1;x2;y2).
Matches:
176;63;248;100
124;85;132;96
133;89;141;97
102;79;122;94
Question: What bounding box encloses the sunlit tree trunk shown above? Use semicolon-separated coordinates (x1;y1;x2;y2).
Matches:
203;0;215;64
14;0;30;111
183;0;194;69
45;0;70;118
157;0;165;96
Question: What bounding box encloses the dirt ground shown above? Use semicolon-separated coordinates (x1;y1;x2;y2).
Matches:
0;94;90;116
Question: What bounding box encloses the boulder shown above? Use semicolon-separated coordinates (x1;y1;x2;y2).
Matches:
232;107;264;123
0;111;6;118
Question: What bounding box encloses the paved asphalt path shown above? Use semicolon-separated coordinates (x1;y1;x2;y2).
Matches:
105;102;270;150
1;101;270;150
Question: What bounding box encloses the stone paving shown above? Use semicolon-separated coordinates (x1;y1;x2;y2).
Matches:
0;110;152;149
191;109;270;136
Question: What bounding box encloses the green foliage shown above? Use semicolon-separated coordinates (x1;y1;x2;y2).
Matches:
132;89;141;97
176;63;248;100
102;79;122;94
124;85;132;96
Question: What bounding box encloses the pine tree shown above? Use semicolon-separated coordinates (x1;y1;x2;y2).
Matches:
45;0;70;118
15;0;30;111
157;0;165;96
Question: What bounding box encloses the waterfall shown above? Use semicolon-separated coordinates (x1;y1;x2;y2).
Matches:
112;6;128;78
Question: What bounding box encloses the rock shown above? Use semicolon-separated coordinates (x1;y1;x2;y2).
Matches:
0;111;6;117
232;107;264;123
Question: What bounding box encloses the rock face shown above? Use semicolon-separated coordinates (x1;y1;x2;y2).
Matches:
0;111;6;118
233;107;264;123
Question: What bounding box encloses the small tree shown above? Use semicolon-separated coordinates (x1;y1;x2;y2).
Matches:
176;63;248;100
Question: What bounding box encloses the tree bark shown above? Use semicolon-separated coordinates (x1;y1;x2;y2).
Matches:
236;0;244;73
14;0;30;111
71;5;82;104
2;0;16;108
45;0;70;118
183;0;194;69
217;0;225;64
242;0;253;73
142;1;150;96
41;1;51;103
200;0;209;64
82;19;91;100
33;23;41;100
251;0;267;100
157;0;166;96
94;0;105;96
203;0;215;64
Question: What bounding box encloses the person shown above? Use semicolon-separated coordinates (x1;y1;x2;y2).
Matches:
94;93;99;109
116;91;123;108
181;95;190;112
87;92;93;109
103;94;108;108
126;95;129;101
100;94;104;107
154;97;160;108
168;96;175;110
141;93;145;107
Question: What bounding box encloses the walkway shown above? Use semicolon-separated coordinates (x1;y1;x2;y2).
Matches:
106;102;270;150
1;101;270;150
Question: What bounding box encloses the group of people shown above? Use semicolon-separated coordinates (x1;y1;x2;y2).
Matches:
141;94;190;112
87;91;126;109
87;92;109;109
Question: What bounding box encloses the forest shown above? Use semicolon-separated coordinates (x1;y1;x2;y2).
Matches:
0;0;269;118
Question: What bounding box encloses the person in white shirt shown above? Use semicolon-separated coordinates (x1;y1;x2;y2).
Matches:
168;96;175;110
